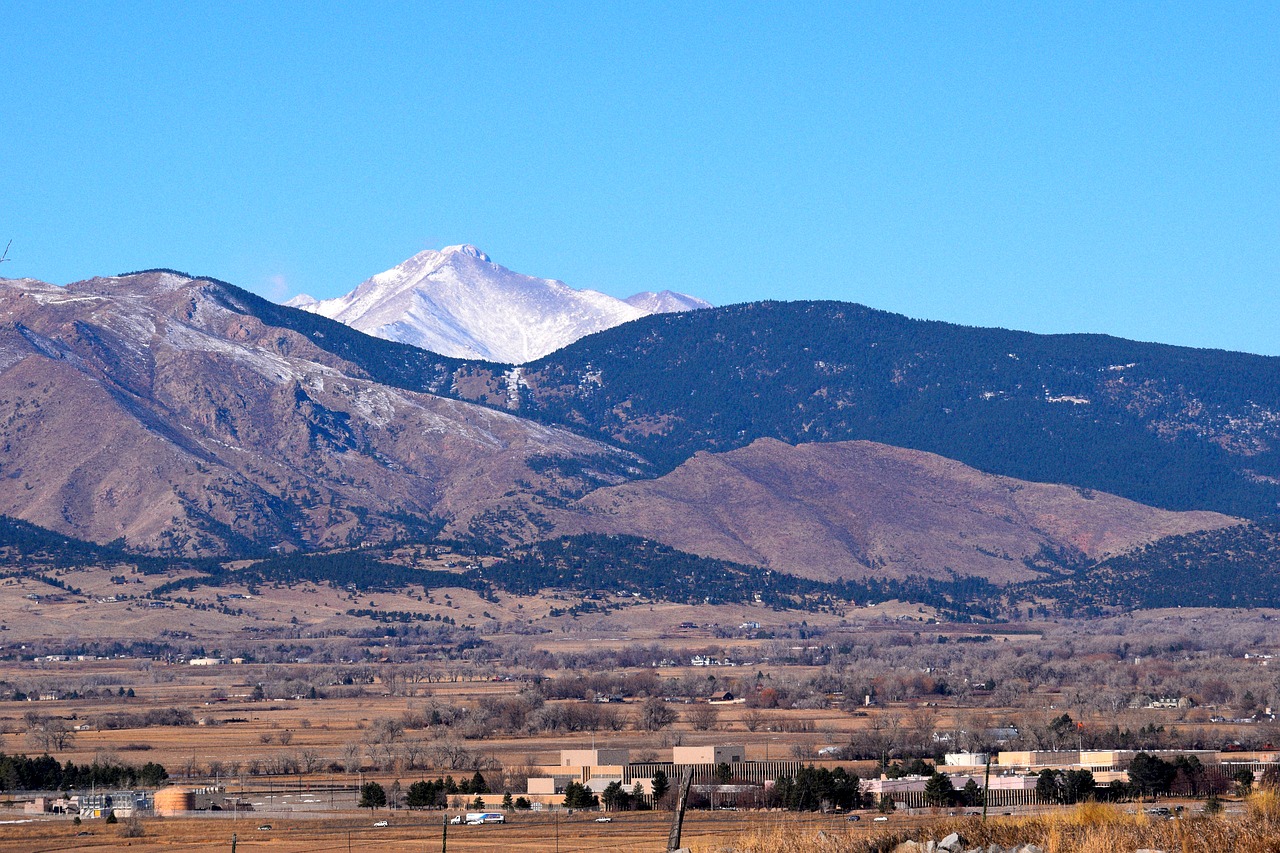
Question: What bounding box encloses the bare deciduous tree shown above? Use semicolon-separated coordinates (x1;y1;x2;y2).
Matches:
24;712;73;752
638;697;677;732
686;703;718;731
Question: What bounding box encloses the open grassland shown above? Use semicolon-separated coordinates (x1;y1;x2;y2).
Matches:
0;808;953;853
2;801;1278;853
726;797;1280;853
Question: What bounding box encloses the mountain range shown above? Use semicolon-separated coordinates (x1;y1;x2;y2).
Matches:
288;245;710;363
0;271;638;554
2;258;1277;604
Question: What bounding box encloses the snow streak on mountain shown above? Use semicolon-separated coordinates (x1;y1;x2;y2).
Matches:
296;245;709;364
624;290;714;314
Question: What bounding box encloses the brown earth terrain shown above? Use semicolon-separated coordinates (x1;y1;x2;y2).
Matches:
0;274;637;554
565;438;1239;582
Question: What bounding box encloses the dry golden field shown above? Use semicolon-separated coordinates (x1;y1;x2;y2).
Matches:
0;809;912;853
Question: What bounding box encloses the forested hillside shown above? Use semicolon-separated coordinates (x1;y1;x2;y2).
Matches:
501;302;1280;518
211;277;1280;519
1019;520;1280;613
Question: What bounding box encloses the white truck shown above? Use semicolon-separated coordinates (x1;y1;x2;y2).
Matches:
464;812;506;825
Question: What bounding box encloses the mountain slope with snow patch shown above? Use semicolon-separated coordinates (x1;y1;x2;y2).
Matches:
624;290;712;314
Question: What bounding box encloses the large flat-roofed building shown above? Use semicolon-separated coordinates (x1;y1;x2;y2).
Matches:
528;744;794;805
997;751;1079;768
864;773;1038;808
560;748;630;767
672;745;746;765
527;775;583;795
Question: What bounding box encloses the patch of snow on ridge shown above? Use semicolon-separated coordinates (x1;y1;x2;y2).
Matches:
625;290;712;314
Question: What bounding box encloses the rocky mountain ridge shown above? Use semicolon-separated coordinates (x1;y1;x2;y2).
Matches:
0;271;638;554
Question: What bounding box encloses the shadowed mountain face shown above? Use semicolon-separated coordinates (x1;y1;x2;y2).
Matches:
453;301;1280;519
561;438;1239;583
217;287;1280;523
0;273;639;555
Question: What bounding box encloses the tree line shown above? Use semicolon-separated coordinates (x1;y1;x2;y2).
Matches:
0;753;168;791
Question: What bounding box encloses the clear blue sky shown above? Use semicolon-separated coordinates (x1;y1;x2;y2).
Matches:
3;3;1277;354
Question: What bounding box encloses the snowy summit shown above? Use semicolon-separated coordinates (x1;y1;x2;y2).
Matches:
293;245;709;363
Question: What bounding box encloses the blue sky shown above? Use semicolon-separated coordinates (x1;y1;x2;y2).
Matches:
3;3;1277;354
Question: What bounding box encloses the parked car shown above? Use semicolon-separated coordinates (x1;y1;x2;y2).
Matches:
846;815;861;821
257;824;272;831
373;820;389;827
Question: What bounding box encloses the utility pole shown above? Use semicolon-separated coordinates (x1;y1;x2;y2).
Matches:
441;814;448;853
982;757;991;821
666;770;693;851
230;834;237;853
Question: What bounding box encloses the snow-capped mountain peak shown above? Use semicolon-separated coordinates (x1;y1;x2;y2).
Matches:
295;247;710;364
442;244;490;262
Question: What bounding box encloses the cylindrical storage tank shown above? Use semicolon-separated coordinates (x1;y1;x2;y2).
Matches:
153;786;195;816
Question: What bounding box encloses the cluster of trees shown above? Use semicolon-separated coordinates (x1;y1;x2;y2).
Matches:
479;534;1001;618
1122;753;1225;799
359;772;495;811
919;773;974;807
347;608;459;625
152;551;477;597
1034;769;1097;804
92;708;195;730
562;780;599;809
0;754;167;791
479;534;846;611
600;780;652;811
770;767;862;811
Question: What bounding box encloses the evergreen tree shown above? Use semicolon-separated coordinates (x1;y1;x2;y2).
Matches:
359;781;387;810
650;769;670;803
601;780;629;811
1062;769;1096;804
562;781;598;809
1035;769;1063;804
924;772;955;807
1128;753;1176;798
405;780;433;810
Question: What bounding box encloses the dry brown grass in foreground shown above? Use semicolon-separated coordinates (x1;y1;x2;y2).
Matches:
720;794;1280;853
